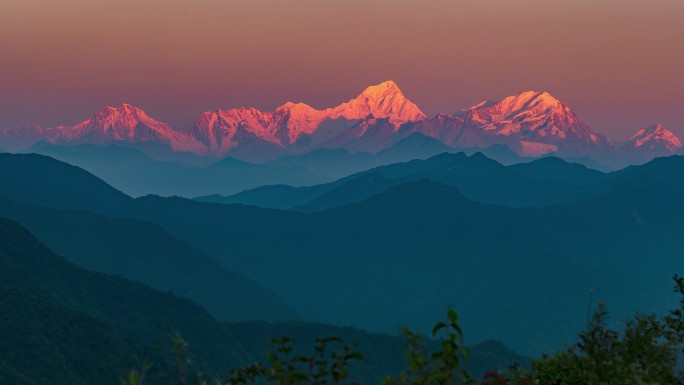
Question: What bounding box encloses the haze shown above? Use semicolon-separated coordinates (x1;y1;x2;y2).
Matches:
1;0;682;140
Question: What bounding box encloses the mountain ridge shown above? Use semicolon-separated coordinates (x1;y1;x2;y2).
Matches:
1;83;680;165
0;151;679;356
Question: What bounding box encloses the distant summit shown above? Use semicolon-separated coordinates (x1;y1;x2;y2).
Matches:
462;90;609;155
619;123;682;162
398;90;608;157
628;123;682;153
0;103;202;153
64;104;175;143
331;80;426;124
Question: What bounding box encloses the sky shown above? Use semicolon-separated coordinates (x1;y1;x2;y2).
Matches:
1;0;682;140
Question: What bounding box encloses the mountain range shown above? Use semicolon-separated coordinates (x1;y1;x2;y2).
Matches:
0;153;534;383
2;152;682;357
1;81;680;165
0;216;464;384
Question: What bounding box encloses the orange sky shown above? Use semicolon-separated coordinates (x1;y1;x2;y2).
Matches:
1;0;682;139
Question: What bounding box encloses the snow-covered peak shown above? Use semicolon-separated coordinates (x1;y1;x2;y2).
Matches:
0;103;205;153
471;90;564;117
330;80;426;124
59;104;206;152
628;123;682;154
79;103;170;135
276;102;324;120
460;90;609;153
358;80;403;99
116;103;138;111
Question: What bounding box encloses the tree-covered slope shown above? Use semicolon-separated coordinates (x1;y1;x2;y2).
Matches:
0;287;135;385
0;218;526;384
0;198;297;322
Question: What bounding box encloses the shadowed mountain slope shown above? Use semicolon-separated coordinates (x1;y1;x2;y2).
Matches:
0;153;680;356
209;152;598;211
0;199;297;322
0;218;525;383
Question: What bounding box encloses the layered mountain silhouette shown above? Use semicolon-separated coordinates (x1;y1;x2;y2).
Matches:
0;218;386;382
0;198;297;322
136;178;668;355
0;157;528;383
200;152;609;210
16;143;322;197
1;82;679;165
2;152;680;356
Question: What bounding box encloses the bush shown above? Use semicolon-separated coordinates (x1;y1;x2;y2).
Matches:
123;276;684;385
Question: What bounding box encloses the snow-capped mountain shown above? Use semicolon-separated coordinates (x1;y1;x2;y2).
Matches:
328;80;426;124
397;91;609;157
1;81;676;164
187;80;426;155
0;104;203;153
66;104;205;152
465;91;610;155
621;123;682;160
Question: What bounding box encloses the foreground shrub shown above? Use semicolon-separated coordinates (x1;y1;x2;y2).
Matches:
123;276;684;385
